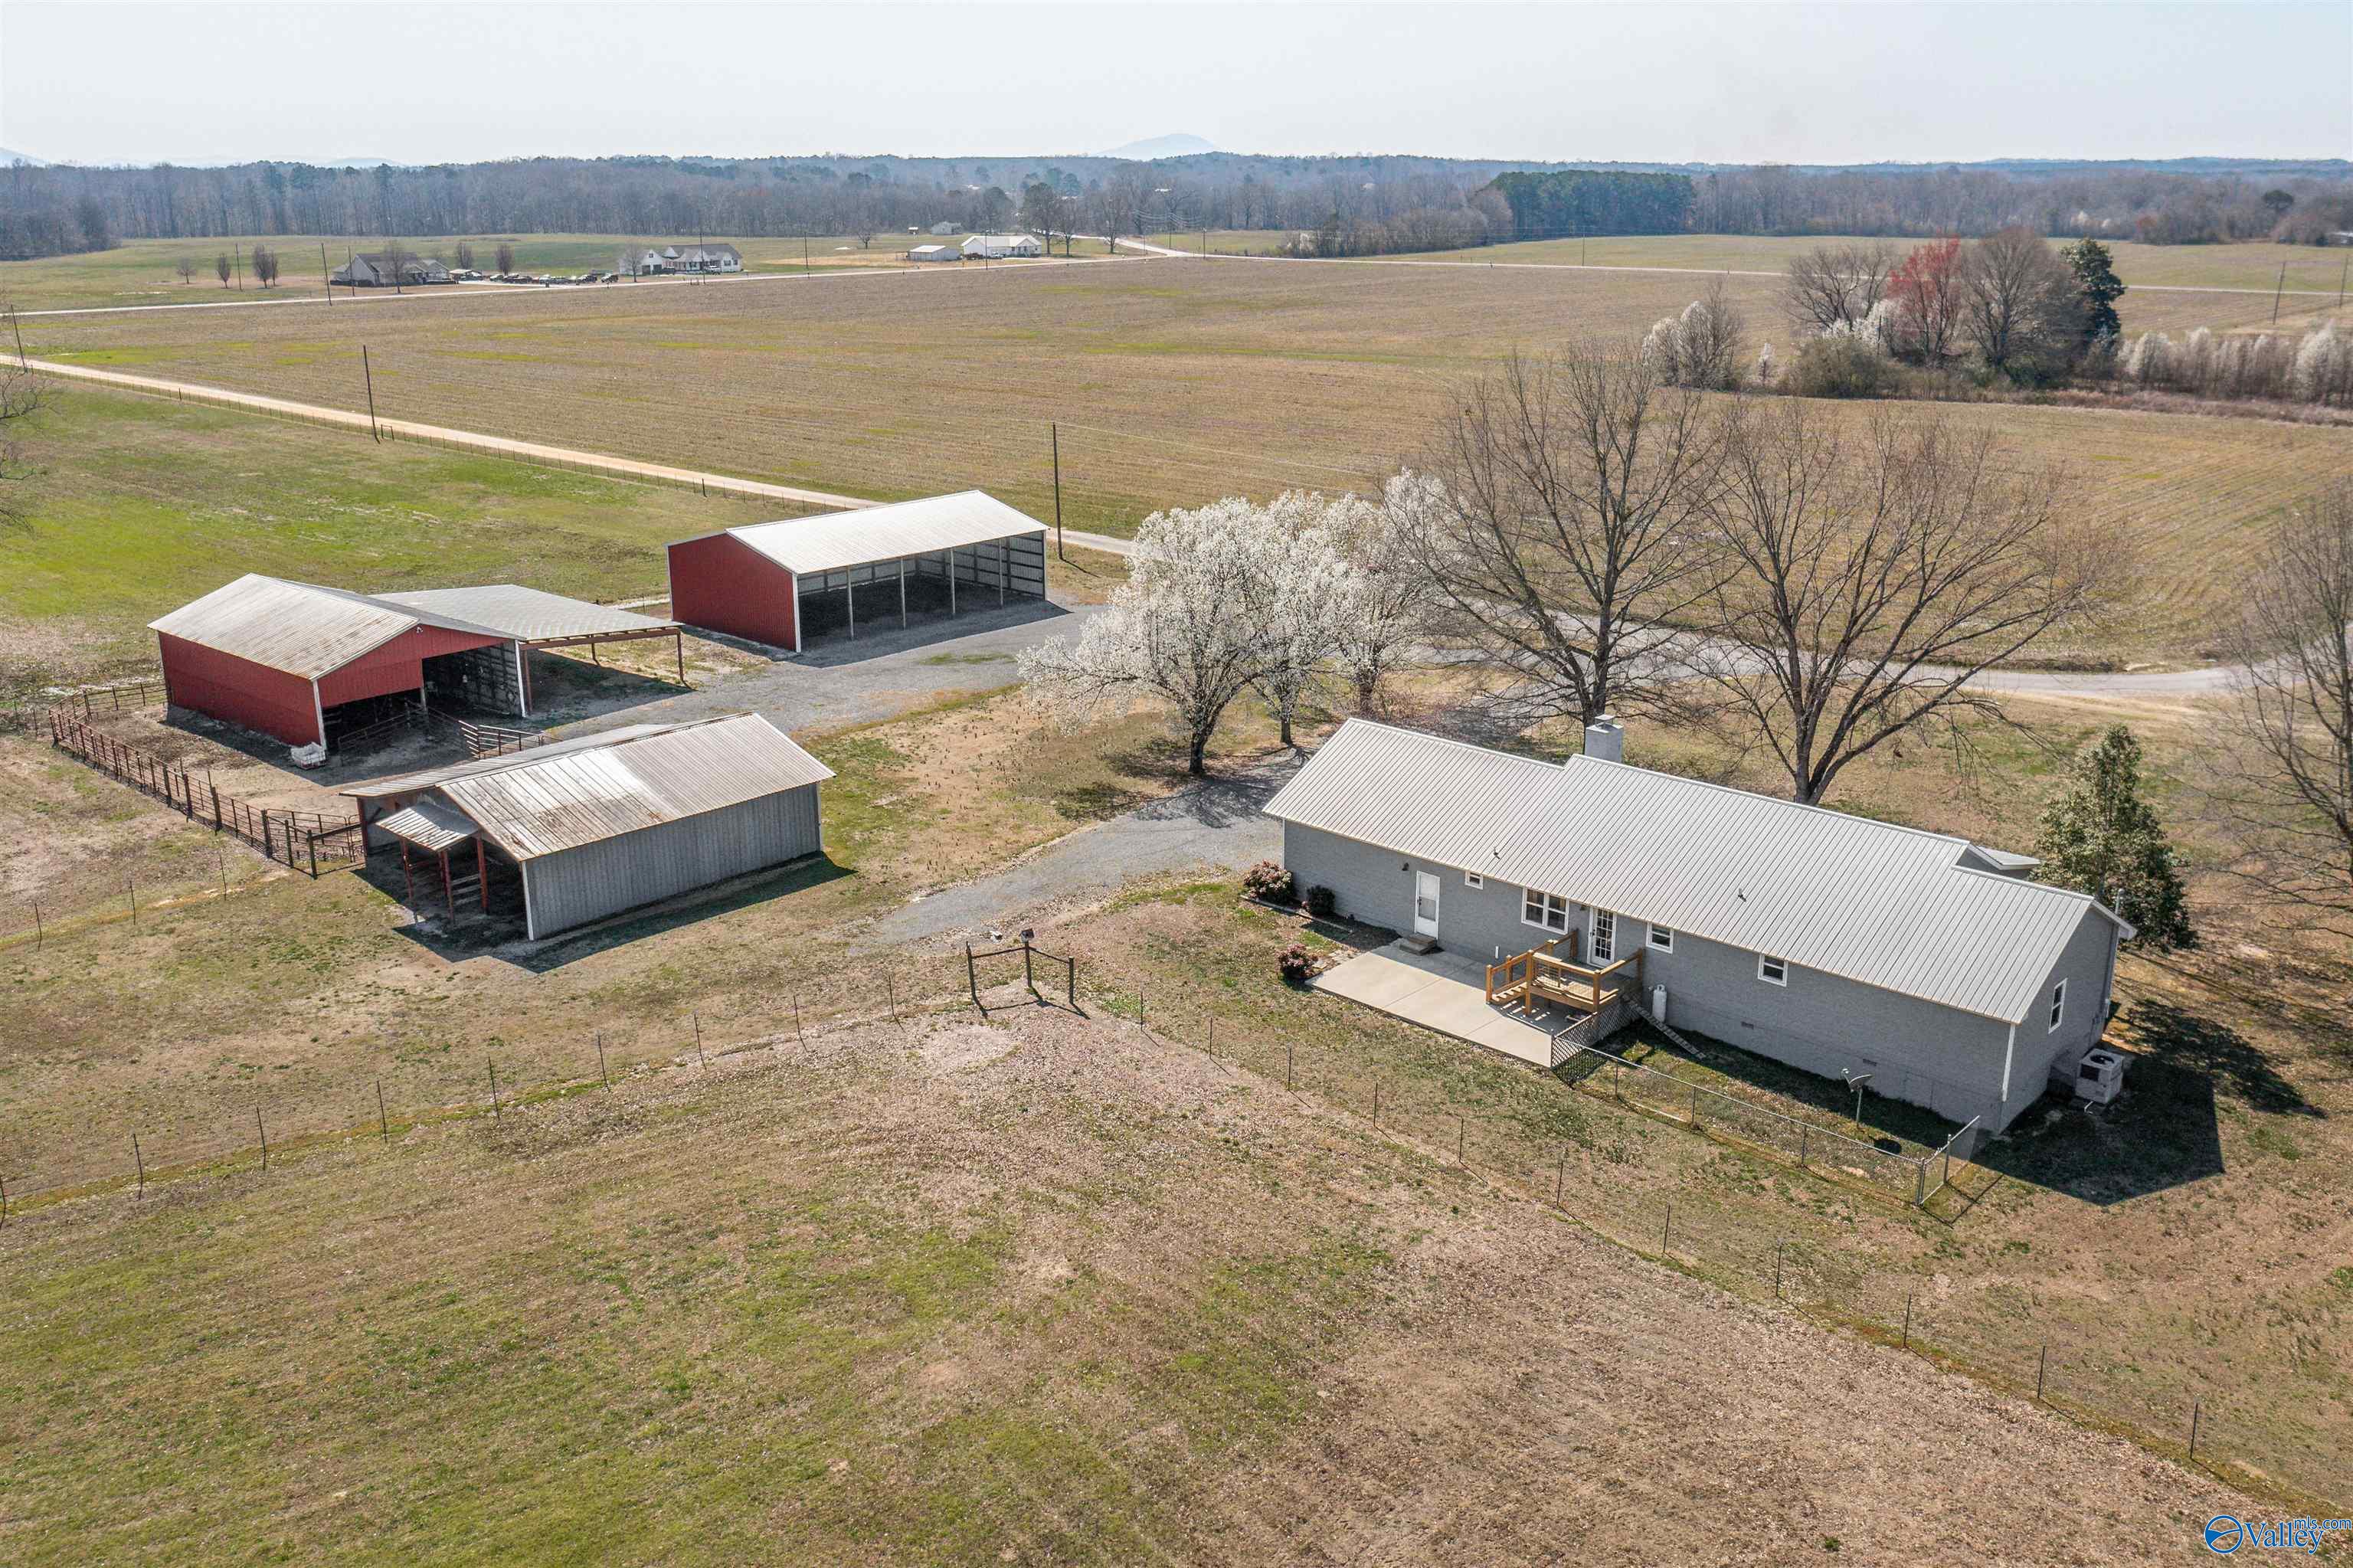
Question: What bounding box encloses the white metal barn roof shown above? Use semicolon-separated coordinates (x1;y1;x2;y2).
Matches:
1265;719;2129;1026
358;714;834;861
711;491;1047;577
149;574;506;678
346;722;677;800
376;584;679;643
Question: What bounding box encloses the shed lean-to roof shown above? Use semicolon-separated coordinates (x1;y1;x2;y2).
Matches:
149;574;505;679
345;722;677;800
374;797;479;854
377;585;678;642
355;715;834;862
699;491;1046;577
1264;719;2130;1027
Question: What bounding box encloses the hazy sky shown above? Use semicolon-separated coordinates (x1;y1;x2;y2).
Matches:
5;2;2346;167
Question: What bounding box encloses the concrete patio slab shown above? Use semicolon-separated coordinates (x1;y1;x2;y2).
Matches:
1311;944;1561;1068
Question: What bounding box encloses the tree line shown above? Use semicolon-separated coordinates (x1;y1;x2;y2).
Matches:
4;151;2346;261
1021;343;2353;944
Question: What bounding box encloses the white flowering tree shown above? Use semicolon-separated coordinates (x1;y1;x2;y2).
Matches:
1019;496;1315;774
1320;472;1441;714
1247;491;1354;748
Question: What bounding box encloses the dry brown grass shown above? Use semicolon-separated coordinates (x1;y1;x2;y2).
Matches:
25;260;2352;662
0;994;2253;1563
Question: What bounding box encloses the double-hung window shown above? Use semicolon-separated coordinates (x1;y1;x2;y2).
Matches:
1590;909;1615;962
1757;954;1788;987
1647;924;1674;954
2047;979;2067;1032
1522;888;1569;934
1464;870;1484;889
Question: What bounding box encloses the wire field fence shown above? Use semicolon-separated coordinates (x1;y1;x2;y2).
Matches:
0;938;2342;1511
1556;1030;1978;1206
47;709;364;876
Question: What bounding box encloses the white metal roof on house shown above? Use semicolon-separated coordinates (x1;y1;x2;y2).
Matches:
376;585;679;643
1254;721;1563;879
708;491;1047;578
368;714;834;862
1265;719;2129;1026
374;797;479;854
149;574;505;679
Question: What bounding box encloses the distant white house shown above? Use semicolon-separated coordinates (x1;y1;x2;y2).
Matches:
930;221;960;236
906;244;960;264
332;252;454;286
962;233;1044;260
633;243;744;274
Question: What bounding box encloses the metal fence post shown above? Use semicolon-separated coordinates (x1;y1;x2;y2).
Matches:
378;1082;389;1138
2036;1344;2047;1400
597;1033;610;1088
133;1132;145;1198
1902;1289;1914;1348
2188;1401;2201;1463
257;1106;268;1171
488;1059;500;1121
1775;1239;1785;1298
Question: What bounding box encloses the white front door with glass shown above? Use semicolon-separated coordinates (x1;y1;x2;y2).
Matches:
1413;870;1441;935
1590;908;1615;962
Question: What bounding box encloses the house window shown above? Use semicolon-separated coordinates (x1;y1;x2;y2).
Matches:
2048;979;2067;1033
1522;888;1568;933
1591;910;1615;962
1648;924;1674;953
1464;870;1484;889
1757;954;1788;987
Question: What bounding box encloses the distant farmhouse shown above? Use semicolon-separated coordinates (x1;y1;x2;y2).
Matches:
633;243;743;274
961;233;1044;259
331;252;453;286
930;221;959;235
905;243;959;264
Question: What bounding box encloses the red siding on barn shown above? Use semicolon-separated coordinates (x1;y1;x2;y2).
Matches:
158;632;322;746
314;626;508;708
668;533;798;650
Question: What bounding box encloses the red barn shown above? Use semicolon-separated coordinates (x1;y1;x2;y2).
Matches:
150;575;515;752
668;491;1049;654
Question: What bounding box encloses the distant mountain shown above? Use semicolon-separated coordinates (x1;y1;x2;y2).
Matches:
1102;133;1214;161
0;146;47;167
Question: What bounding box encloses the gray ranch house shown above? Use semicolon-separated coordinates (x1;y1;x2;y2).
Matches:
1265;719;2131;1134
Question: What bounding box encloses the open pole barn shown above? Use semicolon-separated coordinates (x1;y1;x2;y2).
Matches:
343;713;834;939
666;491;1048;654
149;576;682;754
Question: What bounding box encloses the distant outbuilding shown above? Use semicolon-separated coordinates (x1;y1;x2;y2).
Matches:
666;491;1048;653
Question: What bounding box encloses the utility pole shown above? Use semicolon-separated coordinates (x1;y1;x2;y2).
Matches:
233;241;244;291
9;304;25;369
1051;422;1064;560
321;242;332;306
362;345;380;440
2338;256;2347;310
2273;262;2286;325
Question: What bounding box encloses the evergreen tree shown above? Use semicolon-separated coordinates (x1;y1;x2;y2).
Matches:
2060;238;2126;346
2035;725;2196;948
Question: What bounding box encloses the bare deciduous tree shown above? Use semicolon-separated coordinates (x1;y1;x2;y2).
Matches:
1958;227;2083;379
175;256;196;285
250;244;279;288
494;241;515;274
1781;241;1894;335
1693;401;2116;804
2214;483;2353;933
454;239;476;270
381;239;412;293
1325;472;1442;713
1402;347;1729;728
214;253;231;287
0;359;54;531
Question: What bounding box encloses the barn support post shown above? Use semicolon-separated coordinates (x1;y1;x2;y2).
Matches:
476;840;488;910
673;631;685;689
998;538;1006;606
947;551;957;617
440;851;454;915
898;557;908;627
846;574;856;640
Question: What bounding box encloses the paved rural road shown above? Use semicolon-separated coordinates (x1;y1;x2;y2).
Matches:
13;252;1133;319
27;357;2238;700
1106;237;2349;298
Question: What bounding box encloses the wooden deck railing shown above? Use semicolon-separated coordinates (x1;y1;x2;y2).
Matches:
1485;943;1644;1016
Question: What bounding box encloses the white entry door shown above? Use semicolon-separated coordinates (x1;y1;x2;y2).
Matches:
1412;870;1441;936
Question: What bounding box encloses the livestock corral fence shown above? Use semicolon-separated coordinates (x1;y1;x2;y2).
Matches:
47;709;365;876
